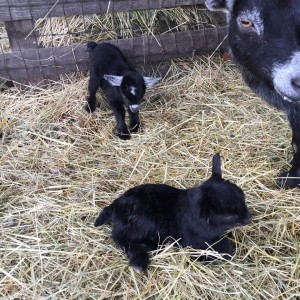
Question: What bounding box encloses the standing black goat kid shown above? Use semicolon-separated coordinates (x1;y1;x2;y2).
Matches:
86;42;161;140
95;154;251;273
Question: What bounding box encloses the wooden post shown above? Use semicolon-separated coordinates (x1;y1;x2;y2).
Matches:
4;19;38;51
3;20;53;84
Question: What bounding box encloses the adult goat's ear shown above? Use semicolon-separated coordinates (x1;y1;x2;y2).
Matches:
143;77;161;88
103;75;123;86
212;153;222;178
205;0;235;13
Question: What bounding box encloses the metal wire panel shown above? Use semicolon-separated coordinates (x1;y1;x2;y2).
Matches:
0;0;227;83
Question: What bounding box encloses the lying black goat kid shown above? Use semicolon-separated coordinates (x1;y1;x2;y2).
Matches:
95;154;251;272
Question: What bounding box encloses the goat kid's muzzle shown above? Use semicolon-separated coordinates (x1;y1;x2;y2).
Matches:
129;104;140;113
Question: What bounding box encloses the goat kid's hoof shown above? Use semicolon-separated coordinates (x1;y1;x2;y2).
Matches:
132;266;147;274
129;260;148;275
85;104;96;113
118;133;131;140
130;123;141;133
112;127;131;140
277;171;300;189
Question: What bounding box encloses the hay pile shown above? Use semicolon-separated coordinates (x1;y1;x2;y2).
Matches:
35;6;224;47
1;55;299;299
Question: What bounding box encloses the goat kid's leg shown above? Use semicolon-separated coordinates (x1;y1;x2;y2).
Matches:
127;108;140;133
278;134;300;188
210;236;234;260
112;230;150;273
127;244;150;273
86;77;99;113
112;230;130;253
278;110;300;189
195;236;234;262
111;104;130;140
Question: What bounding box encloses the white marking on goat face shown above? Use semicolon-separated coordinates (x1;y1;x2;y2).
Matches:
237;9;264;36
130;86;137;96
205;0;235;14
205;0;235;21
272;52;300;102
129;104;140;113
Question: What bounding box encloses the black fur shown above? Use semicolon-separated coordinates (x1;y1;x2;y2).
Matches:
95;154;251;272
205;0;300;188
86;42;160;140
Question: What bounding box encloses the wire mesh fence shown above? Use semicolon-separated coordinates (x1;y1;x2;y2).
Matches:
0;0;227;84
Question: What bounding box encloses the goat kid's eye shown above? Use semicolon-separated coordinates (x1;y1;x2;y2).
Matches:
240;19;254;28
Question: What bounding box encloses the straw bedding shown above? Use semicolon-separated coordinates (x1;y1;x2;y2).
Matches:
1;8;300;300
1;56;299;299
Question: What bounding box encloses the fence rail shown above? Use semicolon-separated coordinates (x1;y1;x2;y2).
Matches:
0;0;205;21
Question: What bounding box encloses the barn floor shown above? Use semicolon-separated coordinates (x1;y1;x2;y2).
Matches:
1;56;299;299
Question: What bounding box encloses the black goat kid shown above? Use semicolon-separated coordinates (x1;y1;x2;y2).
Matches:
86;42;161;140
95;154;251;273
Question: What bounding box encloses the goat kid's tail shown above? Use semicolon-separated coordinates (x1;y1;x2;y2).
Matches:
86;41;98;52
94;203;114;227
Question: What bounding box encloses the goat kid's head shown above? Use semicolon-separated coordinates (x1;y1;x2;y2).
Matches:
104;73;161;113
205;0;300;103
200;154;251;230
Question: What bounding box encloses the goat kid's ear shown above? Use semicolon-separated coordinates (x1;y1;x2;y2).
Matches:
103;75;123;86
143;77;161;88
212;153;222;178
205;0;235;13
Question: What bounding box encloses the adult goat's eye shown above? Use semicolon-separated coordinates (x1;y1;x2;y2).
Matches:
240;19;254;28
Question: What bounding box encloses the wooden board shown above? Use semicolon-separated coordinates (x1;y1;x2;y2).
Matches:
4;19;38;51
